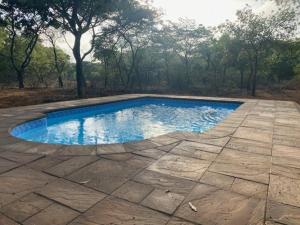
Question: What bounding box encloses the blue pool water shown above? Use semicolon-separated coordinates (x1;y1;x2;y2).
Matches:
11;98;241;145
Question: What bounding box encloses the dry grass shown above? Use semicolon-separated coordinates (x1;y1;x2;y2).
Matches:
0;88;77;108
228;89;300;104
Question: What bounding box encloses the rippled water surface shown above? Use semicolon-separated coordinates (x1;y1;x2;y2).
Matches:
11;98;240;145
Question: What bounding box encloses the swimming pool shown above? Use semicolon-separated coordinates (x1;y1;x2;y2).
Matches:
10;97;241;145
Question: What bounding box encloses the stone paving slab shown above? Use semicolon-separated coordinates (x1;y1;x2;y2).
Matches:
69;196;170;225
123;154;155;169
133;170;197;196
172;141;223;154
0;167;56;208
97;143;127;155
45;156;98;177
269;175;300;208
0;142;38;153
67;158;139;194
141;189;185;215
56;145;96;156
233;127;273;144
0;157;19;174
149;135;180;146
124;139;162;151
170;144;218;161
37;179;106;212
27;156;67;171
0;94;299;225
156;142;180;152
272;155;300;169
0;213;19;225
200;171;235;189
23;203;79;225
175;183;265;225
230;178;268;199
167;132;230;147
209;148;271;184
112;180;154;203
271;164;300;180
272;144;300;160
0;151;43;164
225;137;272;155
241;117;274;129
0;193;52;223
266;201;300;225
166;218;196;225
100;152;135;161
274;126;300;139
133;148;166;159
148;154;211;181
273;134;300;148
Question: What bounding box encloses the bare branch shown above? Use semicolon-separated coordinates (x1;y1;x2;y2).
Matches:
62;32;73;50
81;26;96;61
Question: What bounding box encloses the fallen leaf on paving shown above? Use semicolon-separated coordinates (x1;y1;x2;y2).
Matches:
79;180;90;184
189;202;197;212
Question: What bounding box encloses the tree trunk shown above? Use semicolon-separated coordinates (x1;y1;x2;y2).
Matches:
247;64;253;93
164;57;170;85
214;68;218;95
17;70;24;89
251;54;258;97
240;69;244;90
166;66;170;85
122;37;135;90
206;55;211;71
75;57;85;98
135;66;142;90
58;75;64;88
104;60;108;89
222;67;227;85
73;35;86;98
184;55;190;86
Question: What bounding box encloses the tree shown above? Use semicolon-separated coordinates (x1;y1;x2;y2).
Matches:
27;44;55;87
0;27;14;85
271;0;300;9
0;0;53;88
45;30;69;88
236;47;249;90
198;30;215;71
94;35;116;89
24;43;70;88
152;24;176;85
225;7;297;96
41;0;156;97
40;0;115;97
266;40;300;82
171;19;211;86
94;0;156;89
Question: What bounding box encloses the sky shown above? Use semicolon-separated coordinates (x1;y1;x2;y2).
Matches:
151;0;276;26
53;0;278;61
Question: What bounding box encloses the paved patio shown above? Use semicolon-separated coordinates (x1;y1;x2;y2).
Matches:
0;94;299;225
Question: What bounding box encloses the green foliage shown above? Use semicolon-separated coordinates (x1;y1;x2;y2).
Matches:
0;0;57;88
91;5;299;95
93;1;157;89
26;43;70;87
0;27;70;87
222;6;297;95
